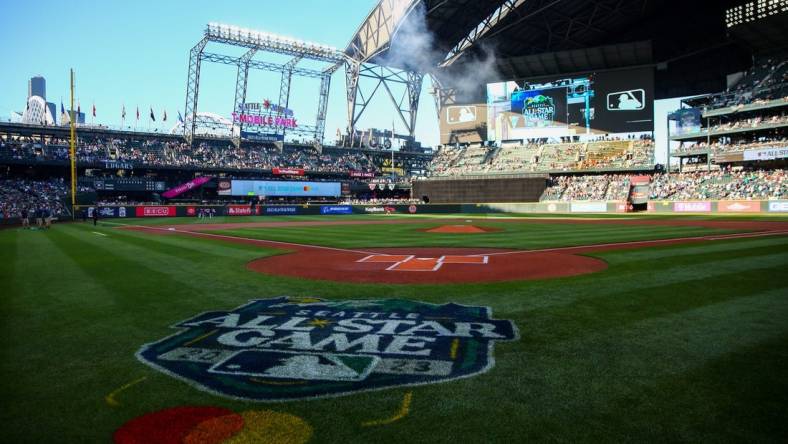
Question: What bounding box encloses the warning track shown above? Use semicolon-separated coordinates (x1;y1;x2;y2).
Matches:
121;218;788;284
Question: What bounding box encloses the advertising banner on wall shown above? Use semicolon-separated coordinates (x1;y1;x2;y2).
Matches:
272;168;305;176
767;201;788;212
94;206;129;218
570;202;608;213
743;146;788;161
135;206;177;217
264;206;299;215
717;201;761;213
162;177;212;199
320;205;353;215
227;205;261;216
349;171;375;178
673;201;711;212
229;180;341;197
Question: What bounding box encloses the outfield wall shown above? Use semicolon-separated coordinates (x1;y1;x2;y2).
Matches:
59;199;788;222
647;200;788;214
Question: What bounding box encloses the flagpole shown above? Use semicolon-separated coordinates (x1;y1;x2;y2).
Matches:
391;121;395;179
69;69;77;220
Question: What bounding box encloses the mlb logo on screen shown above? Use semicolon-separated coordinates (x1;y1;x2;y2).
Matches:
446;106;477;125
607;89;645;111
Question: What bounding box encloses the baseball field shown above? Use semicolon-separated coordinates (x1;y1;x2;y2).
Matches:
2;213;788;443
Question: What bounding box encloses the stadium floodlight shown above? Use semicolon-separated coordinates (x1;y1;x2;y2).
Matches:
724;0;786;27
185;22;343;146
204;22;343;62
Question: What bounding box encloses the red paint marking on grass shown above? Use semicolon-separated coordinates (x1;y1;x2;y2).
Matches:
114;406;240;444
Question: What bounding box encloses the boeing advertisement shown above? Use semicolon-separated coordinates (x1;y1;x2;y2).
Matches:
486;67;654;141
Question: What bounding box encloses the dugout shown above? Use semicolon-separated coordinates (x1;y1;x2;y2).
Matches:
413;174;548;203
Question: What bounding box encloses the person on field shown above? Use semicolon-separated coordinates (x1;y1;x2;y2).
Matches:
21;207;30;229
44;206;52;229
35;206;43;228
92;207;99;226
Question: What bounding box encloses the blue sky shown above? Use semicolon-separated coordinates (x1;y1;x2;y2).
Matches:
0;0;441;146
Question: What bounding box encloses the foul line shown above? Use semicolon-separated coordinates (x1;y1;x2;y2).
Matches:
111;223;378;255
105;376;148;407
468;229;788;257
92;231;107;237
361;391;413;427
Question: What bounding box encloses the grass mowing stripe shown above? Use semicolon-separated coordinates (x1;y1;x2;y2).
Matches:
597;335;788;441
520;262;787;344
597;235;788;265
601;241;788;272
79;223;278;262
487;287;788;442
51;227;205;314
58;226;283;308
211;223;736;250
461;241;788;314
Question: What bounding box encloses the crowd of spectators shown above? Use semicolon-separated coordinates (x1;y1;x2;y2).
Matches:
428;136;655;176
675;137;787;156
339;197;421;205
0;177;72;220
541;174;632;201
0;137;380;175
648;169;785;200
708;58;788;109
539;168;785;201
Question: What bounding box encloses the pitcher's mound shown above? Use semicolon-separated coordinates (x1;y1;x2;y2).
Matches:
426;225;498;233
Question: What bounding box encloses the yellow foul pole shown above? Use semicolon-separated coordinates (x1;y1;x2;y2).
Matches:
69;69;77;219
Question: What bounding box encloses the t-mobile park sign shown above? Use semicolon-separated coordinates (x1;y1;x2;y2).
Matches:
234;100;297;129
233;112;298;129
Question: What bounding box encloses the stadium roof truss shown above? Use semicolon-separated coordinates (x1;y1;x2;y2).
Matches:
184;23;345;146
344;0;530;136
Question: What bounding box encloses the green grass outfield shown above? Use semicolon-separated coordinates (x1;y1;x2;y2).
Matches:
1;215;787;442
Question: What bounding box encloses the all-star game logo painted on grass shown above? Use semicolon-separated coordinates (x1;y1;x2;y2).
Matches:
137;297;518;401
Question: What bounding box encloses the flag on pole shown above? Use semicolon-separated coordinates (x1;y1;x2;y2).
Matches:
92;102;96;117
163;109;167;122
77;101;81;115
150;107;156;122
136;106;140;120
177;111;183;124
122;104;126;119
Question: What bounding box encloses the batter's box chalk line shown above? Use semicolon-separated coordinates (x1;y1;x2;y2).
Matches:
356;254;489;272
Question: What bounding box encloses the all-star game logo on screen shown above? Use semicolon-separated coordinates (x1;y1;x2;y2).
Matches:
523;94;556;127
137;297;518;401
